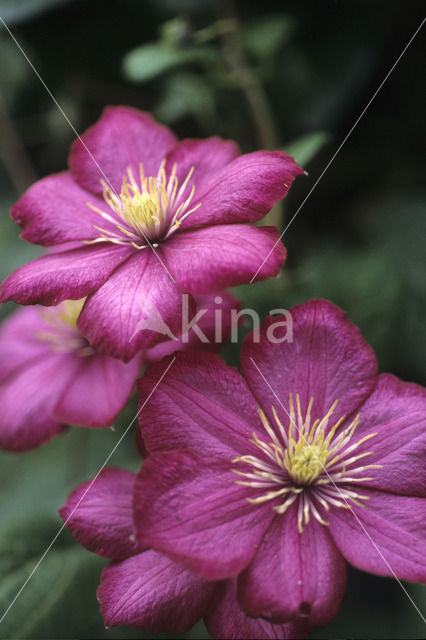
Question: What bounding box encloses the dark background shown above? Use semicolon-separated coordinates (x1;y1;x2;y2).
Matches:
0;0;425;638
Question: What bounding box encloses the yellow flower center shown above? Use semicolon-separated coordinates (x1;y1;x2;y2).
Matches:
37;299;93;356
232;394;382;532
55;298;86;329
85;160;201;248
286;443;327;485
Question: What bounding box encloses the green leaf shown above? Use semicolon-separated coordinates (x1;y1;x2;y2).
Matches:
243;14;295;60
0;515;104;639
284;131;330;166
155;72;215;125
122;43;216;83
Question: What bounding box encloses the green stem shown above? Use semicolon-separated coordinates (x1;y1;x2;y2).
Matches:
214;0;282;228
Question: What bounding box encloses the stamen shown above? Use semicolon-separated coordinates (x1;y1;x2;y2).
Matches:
37;299;92;356
84;161;200;247
231;394;382;533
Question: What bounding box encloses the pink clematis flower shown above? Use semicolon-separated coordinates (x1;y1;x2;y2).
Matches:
0;291;238;451
135;299;426;628
0;106;303;361
60;467;309;639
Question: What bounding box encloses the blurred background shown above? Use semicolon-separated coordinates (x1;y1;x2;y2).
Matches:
0;0;425;638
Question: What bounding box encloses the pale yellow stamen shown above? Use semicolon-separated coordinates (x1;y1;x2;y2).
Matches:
37;299;92;356
85;160;201;248
231;394;383;533
55;298;86;328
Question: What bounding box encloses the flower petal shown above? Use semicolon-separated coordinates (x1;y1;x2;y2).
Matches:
164;225;286;293
146;290;240;360
238;504;346;626
54;352;141;427
241;299;378;430
59;467;144;560
69;106;177;195
165;136;240;197
0;306;51;382
0;353;71;451
78;250;193;361
349;374;426;497
10;172;109;246
179;150;304;229
134;451;274;580
328;489;426;582
98;549;213;632
205;579;310;640
0;244;133;306
138;351;260;458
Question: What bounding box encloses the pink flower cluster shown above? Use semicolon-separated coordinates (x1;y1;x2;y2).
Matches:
1;107;425;639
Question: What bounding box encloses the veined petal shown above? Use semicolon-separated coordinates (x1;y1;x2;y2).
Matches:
0;353;71;451
145;290;240;360
205;579;310;640
0;244;133;306
138;351;260;458
10;172;111;246
54;352;142;427
69;106;177;196
134;451;274;580
98;550;213;632
164;225;286;293
0;306;52;383
164;136;240;198
59;467;144;560
238;504;346;626
349;374;426;496
179;150;304;229
241;299;378;430
78;250;194;361
328;489;426;582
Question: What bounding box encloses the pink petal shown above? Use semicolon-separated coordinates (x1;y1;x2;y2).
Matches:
0;306;52;382
0;244;133;306
328;489;426;582
146;290;240;360
134;451;274;580
69;106;177;196
347;374;426;496
205;579;310;640
241;299;378;432
135;426;148;459
238;504;346;626
164;225;286;293
98;550;213;632
59;467;144;559
78;250;193;361
0;353;71;451
54;352;141;427
10;172;110;246
138;352;260;458
164;136;240;199
179;150;304;229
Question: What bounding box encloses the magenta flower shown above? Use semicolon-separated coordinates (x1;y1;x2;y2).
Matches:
60;467;308;639
136;300;426;628
0;106;303;361
0;290;237;451
0;299;139;451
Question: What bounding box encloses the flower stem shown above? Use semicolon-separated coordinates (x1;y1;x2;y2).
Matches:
215;0;283;228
